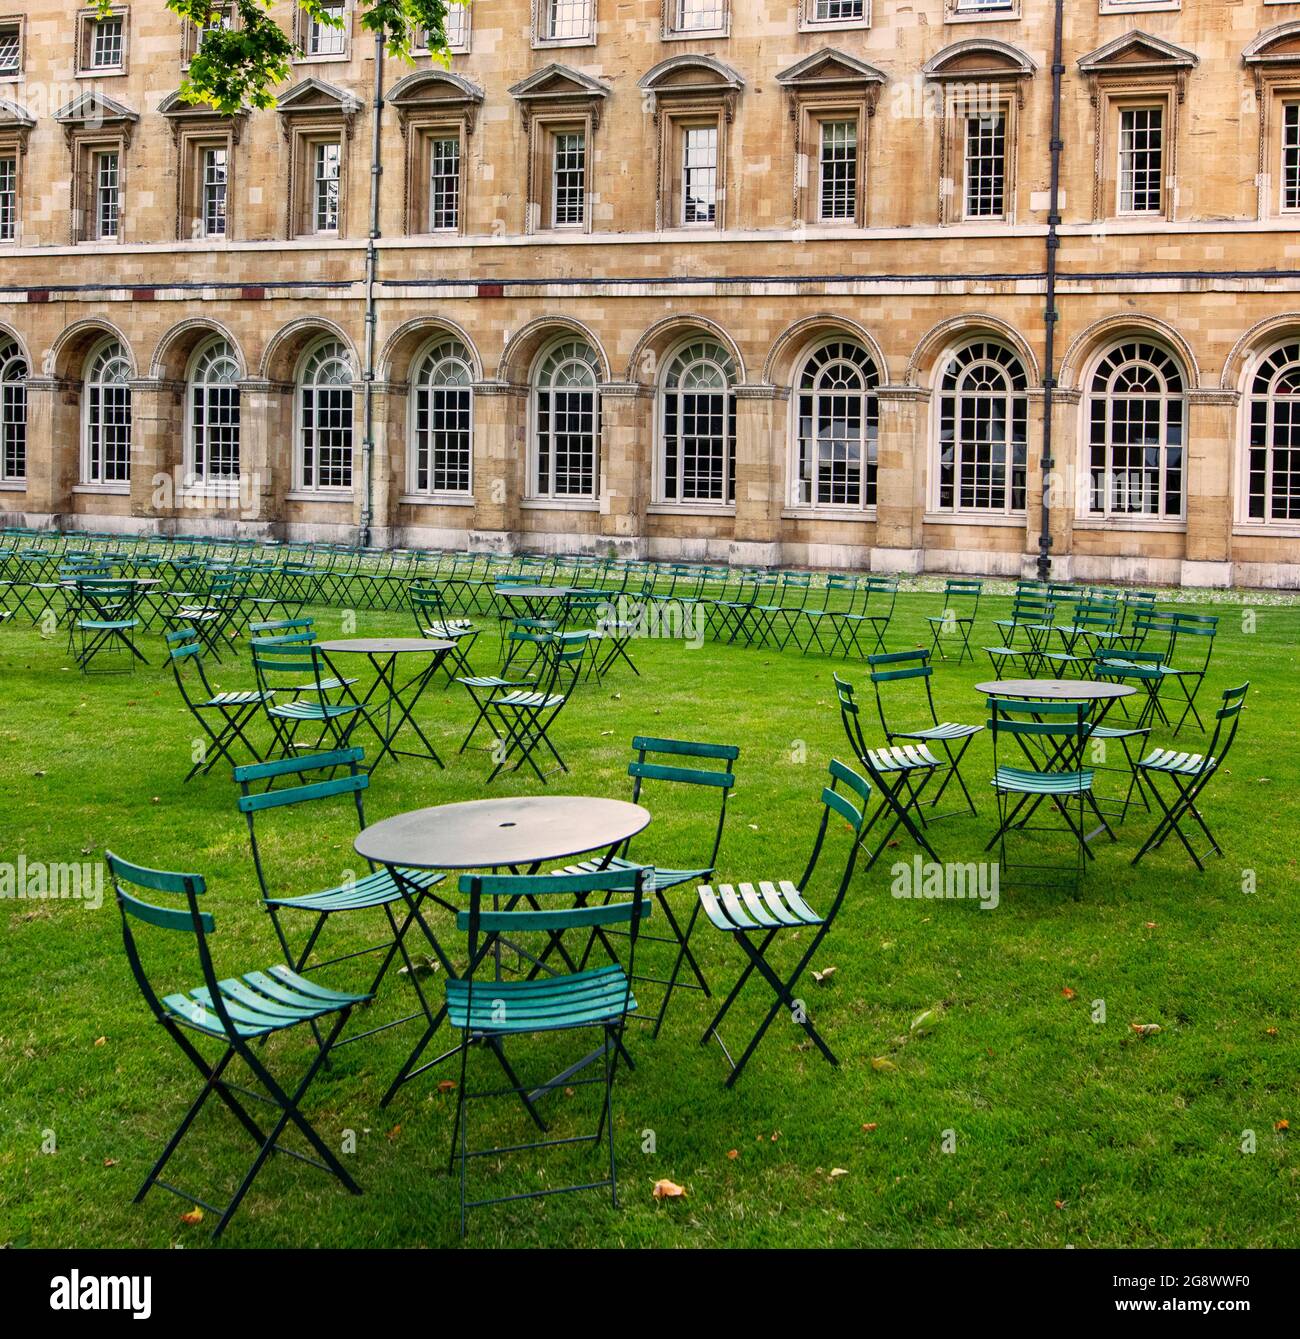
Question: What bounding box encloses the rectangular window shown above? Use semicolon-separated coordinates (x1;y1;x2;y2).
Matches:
201;146;227;237
546;0;593;42
682;125;718;225
818;119;857;222
1118;106;1163;214
956;0;1013;11
313;141;340;232
964;111;1006;219
675;0;725;31
0;155;15;241
95;151;120;240
1;378;24;480
0;22;21;75
552;130;586;227
443;2;469;50
429;135;460;230
308;1;346;57
809;0;865;23
1284;102;1300;213
90;15;124;68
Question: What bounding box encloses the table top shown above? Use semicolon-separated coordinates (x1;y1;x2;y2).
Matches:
317;638;454;655
355;795;651;871
975;679;1135;701
493;585;593;599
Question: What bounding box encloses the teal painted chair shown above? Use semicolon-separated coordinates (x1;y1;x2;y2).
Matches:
166;629;270;781
447;866;652;1235
108;849;368;1241
926;577;981;664
696;760;871;1087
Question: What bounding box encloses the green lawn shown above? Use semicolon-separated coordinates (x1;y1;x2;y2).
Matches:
2;583;1298;1248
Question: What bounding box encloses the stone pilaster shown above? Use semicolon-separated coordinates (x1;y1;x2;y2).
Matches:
469;380;526;550
731;384;786;567
597;381;651;557
237;379;292;527
18;377;78;521
1039;387;1080;583
871;386;929;574
368;381;407;546
1182;388;1238;588
129;378;184;525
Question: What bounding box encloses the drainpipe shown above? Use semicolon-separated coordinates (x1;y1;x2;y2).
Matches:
359;33;384;548
1038;0;1065;583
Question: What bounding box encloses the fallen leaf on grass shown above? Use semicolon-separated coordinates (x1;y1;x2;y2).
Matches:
436;1080;455;1094
179;1209;204;1226
1276;1120;1290;1132
1265;1027;1280;1038
386;1124;402;1140
910;1007;941;1035
812;966;837;985
829;1168;849;1179
726;1149;739;1160
652;1179;686;1199
103;1158;118;1168
861;1123;878;1133
93;1036;106;1047
1130;1023;1161;1036
1061;987;1076;1000
871;1056;898;1072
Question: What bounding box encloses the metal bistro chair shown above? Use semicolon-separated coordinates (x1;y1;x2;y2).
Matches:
560;736;740;1036
447;866;651;1235
926;578;982;664
1132;683;1248;870
252;642;369;758
984;697;1115;893
108;850;368;1241
166;629;270;781
71;578;147;673
697;761;871;1087
487;632;587;784
409;581;480;685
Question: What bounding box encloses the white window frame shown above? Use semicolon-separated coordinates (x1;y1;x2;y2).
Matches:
304;0;348;59
1240;340;1300;529
0;337;26;482
1082;341;1187;522
962;107;1008;221
550;128;587;229
81;337;132;487
664;0;729;40
817;117;859;224
655;338;736;507
534;0;596;49
185;337;241;488
931;340;1029;517
1282;101;1300;215
0;16;24;79
200;144;228;238
681;123;719;227
408;337;475;497
1116;104;1164;216
799;0;870;35
529;338;601;502
790;339;879;511
0;151;17;242
295;338;355;493
93;148;121;241
312;139;341;234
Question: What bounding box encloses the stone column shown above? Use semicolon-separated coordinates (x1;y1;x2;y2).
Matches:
129;379;184;527
237;379;292;531
1026;387;1081;584
1181;389;1238;588
730;384;786;567
469;381;526;552
368;381;407;548
19;376;78;524
871;386;929;574
597;381;651;558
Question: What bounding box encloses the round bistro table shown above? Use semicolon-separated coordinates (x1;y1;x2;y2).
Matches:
316;638;454;772
357;795;651;1105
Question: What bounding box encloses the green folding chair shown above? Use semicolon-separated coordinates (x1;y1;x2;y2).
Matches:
252;643;369;758
108;849;368;1241
72;578;147;673
867;648;983;818
410;581;480;684
984;697;1115;892
487;633;586;784
560;736;740;1036
166;629;270;782
1163;612;1219;735
834;672;942;868
448;866;651;1235
984;591;1054;676
233;747;449;1050
1132;684;1248;870
926;578;982;664
834;574;898;658
697;760;871;1087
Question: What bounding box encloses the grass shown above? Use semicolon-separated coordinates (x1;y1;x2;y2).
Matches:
1;583;1298;1249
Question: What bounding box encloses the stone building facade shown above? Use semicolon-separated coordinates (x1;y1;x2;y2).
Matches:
1;0;1299;586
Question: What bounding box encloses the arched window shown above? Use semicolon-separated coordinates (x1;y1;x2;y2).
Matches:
793;340;879;508
1086;341;1185;519
935;340;1028;515
532;339;599;499
82;338;132;485
659;339;735;504
297;339;354;491
410;337;474;495
1246;342;1300;525
0;340;27;483
187;338;241;484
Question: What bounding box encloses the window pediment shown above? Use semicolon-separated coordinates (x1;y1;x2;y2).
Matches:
0;95;34;150
923;39;1035;83
390;69;484;134
1244;23;1300;72
509;63;610;126
158;90;246;145
1078;31;1198;79
55;90;138;145
776;49;887;95
638;54;744;120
